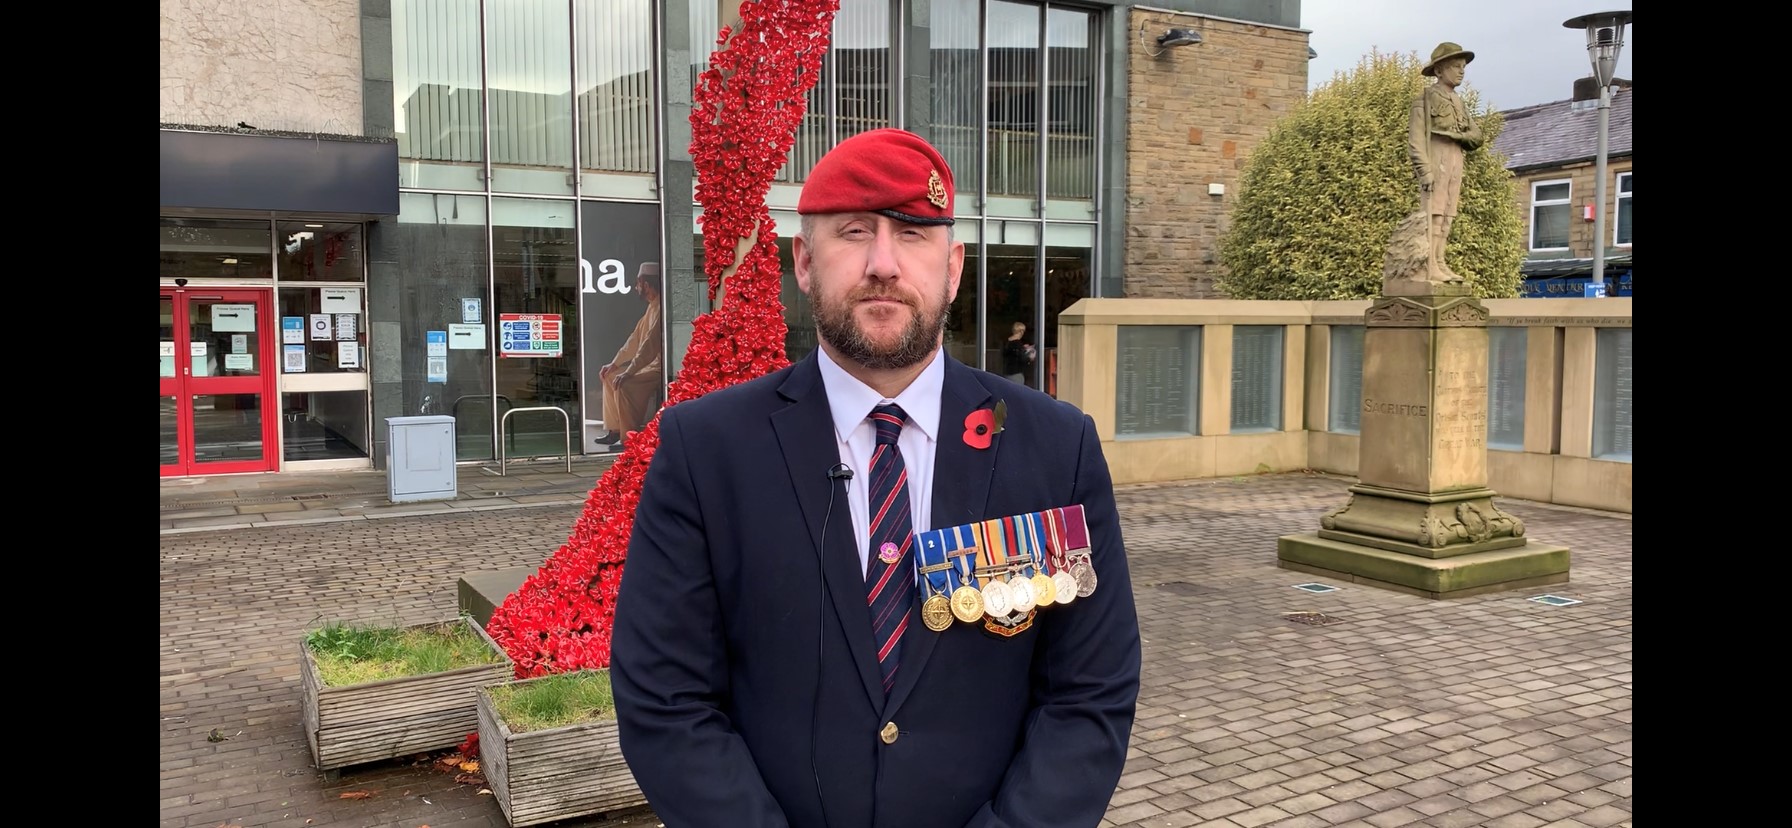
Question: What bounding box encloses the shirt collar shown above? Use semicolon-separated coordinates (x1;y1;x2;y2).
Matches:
816;346;943;444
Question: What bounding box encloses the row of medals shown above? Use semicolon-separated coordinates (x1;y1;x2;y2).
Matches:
918;547;1098;632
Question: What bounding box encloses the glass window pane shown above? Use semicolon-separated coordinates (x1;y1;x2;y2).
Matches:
1615;173;1632;246
981;239;1038;381
1231;325;1283;432
277;222;364;282
487;0;574;195
394;192;494;460
282;391;371;461
1532;204;1570;249
931;0;982;217
1328;325;1364;433
161;396;180;466
1116;326;1199;437
161;218;272;281
1487;327;1527;450
277;287;368;374
492;197;580;458
192;394;266;463
835;0;894;143
576;0;656;179
1043;5;1097;219
987;0;1040;215
189;296;265;378
1593;328;1632;461
393;0;486;190
1535;182;1570;201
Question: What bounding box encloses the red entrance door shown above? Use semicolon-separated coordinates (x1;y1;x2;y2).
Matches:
159;288;279;476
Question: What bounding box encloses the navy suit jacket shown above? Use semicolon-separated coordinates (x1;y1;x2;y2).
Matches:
611;351;1141;828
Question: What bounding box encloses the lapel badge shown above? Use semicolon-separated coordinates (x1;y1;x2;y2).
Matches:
927;169;949;209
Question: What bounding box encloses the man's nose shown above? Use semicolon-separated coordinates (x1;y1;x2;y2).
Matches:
865;226;901;279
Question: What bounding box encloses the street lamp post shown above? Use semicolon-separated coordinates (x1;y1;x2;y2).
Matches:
1563;11;1631;291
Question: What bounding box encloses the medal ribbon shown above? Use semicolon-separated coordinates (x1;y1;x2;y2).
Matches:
1061;504;1091;552
916;529;953;599
979;517;1011;582
1044;507;1070;572
1024;511;1050;575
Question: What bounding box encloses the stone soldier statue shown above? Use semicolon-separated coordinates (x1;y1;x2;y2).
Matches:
1384;42;1485;290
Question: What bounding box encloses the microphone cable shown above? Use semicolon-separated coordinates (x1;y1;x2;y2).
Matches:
810;463;853;827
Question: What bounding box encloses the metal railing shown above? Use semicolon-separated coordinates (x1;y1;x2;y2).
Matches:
496;406;573;476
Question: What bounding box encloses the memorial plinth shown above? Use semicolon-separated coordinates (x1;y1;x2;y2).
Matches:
1278;289;1570;598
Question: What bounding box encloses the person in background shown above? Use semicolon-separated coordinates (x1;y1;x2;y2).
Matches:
595;264;663;449
1001;319;1036;385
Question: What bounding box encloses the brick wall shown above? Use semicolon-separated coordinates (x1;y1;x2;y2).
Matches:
1124;10;1309;298
1512;160;1634;259
160;0;365;135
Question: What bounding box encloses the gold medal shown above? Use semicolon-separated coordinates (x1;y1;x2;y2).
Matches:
922;593;953;631
1019;515;1053;607
1030;571;1055;607
951;553;984;623
950;585;984;623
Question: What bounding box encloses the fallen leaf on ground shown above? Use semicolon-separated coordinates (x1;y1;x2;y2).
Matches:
454;772;485;785
339;791;374;800
478;789;493;796
458;760;480;773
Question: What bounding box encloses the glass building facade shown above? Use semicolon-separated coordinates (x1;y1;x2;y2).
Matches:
374;0;1111;465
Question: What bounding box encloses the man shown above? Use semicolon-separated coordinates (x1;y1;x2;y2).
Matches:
1000;320;1035;385
1407;42;1484;283
611;128;1141;828
595;264;664;449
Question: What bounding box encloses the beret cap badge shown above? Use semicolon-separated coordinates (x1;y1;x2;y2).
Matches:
927;170;949;210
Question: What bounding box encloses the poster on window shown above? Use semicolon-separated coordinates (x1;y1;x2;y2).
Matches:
334;313;359;341
310;314;331;341
320;287;361;314
283;344;307;373
580;200;667;453
211;304;256;332
337;341;361;369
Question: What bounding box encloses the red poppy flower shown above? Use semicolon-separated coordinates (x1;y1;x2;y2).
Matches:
963;409;997;450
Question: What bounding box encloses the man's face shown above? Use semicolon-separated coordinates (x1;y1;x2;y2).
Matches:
794;212;964;371
1437;58;1466;87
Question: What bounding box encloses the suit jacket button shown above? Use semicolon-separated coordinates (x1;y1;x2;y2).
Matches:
880;722;899;744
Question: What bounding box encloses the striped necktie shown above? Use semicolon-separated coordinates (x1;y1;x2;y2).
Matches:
864;403;916;695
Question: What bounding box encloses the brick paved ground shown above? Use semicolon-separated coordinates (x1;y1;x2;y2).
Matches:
159;472;1631;828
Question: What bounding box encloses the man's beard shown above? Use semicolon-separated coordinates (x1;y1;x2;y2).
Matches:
809;283;950;371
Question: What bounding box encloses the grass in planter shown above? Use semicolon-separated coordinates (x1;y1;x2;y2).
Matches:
487;671;616;733
306;619;503;687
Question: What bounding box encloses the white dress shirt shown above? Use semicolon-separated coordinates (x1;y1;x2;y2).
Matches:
815;346;942;577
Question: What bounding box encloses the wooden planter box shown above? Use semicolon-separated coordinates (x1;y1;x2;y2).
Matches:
300;616;513;780
476;671;647;827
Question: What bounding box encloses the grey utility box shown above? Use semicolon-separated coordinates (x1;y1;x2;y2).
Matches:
386;415;458;503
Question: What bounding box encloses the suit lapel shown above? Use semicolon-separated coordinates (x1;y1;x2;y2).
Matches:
769;354;884;712
884;357;998;716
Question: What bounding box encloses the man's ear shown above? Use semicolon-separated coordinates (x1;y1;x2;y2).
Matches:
946;238;965;301
793;233;813;293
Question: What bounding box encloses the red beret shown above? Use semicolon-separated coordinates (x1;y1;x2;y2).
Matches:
797;128;955;225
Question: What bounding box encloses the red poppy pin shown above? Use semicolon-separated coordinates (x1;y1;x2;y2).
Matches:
963;399;1008;450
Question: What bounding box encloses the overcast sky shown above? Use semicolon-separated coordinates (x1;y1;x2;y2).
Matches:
1300;1;1634;111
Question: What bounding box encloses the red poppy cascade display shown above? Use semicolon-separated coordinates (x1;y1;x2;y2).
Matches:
486;0;843;679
